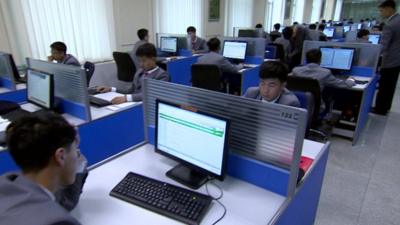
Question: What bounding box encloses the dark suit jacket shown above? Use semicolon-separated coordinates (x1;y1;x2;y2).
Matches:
191;37;208;53
0;173;81;225
243;87;301;108
381;13;400;68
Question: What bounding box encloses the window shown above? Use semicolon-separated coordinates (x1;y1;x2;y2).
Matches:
20;0;116;62
264;0;285;32
292;0;305;24
225;0;254;36
154;0;203;36
311;0;323;23
333;0;343;21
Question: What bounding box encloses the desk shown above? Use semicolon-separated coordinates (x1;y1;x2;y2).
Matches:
71;140;329;225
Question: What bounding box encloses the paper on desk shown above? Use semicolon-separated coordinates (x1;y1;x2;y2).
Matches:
106;102;137;111
93;92;124;102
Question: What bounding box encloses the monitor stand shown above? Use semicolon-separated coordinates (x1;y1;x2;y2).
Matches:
166;164;208;190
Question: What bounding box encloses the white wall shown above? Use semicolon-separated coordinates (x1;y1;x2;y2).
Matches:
0;8;11;53
303;0;314;23
323;0;336;20
253;0;266;28
203;0;226;38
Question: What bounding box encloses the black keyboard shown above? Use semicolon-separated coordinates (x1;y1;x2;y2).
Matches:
89;95;111;107
88;88;100;95
355;80;368;85
110;172;212;225
1;108;31;121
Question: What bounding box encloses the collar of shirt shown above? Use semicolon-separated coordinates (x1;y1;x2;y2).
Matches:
307;63;320;68
261;94;281;103
61;54;71;63
38;184;56;201
143;66;159;76
192;37;198;44
388;13;399;22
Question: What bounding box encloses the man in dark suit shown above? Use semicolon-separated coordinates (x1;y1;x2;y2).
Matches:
98;43;169;104
0;112;86;225
48;42;80;67
374;0;400;115
129;28;150;70
244;61;300;107
187;26;208;54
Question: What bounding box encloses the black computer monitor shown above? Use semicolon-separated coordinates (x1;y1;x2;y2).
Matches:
368;34;381;44
343;25;350;33
238;29;256;38
323;27;335;38
27;69;54;109
176;36;189;50
222;41;247;62
155;99;230;189
160;37;178;54
319;47;355;71
0;52;21;83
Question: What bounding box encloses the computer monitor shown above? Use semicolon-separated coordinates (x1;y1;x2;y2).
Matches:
368;34;381;44
319;47;355;71
176;36;189;50
0;52;21;84
343;25;350;33
27;69;54;109
238;29;256;38
155;99;230;189
160;37;178;54
222;41;247;61
357;24;362;30
323;27;335;38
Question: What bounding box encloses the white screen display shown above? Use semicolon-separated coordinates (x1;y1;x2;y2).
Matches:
27;70;52;108
343;26;350;33
368;34;381;44
161;37;177;53
157;102;228;176
223;41;247;60
320;47;354;70
323;28;335;38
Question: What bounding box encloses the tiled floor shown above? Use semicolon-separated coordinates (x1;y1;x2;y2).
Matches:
315;84;400;225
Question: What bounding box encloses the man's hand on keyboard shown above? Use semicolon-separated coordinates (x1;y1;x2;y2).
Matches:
111;96;127;105
97;86;111;93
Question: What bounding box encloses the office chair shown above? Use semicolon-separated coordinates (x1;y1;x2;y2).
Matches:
113;52;136;82
268;43;285;62
191;64;224;92
83;61;95;86
270;33;281;42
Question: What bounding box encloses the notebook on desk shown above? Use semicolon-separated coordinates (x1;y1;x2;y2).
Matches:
89;92;125;107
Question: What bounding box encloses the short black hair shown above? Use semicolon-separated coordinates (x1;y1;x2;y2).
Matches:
136;43;157;58
306;49;322;64
274;23;281;30
137;29;149;40
259;61;289;82
255;23;263;28
318;24;326;31
282;27;294;39
379;0;396;8
293;22;299;25
50;42;67;54
207;38;220;51
321;19;327;24
357;29;370;38
6;112;76;172
309;24;317;30
187;26;196;33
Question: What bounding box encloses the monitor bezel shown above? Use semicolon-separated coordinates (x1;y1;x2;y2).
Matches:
154;99;230;181
27;69;55;109
319;46;356;71
222;40;248;60
160;36;178;53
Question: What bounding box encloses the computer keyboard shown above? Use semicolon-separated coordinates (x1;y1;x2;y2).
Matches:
88;88;100;95
89;95;111;107
1;108;31;121
355;80;368;85
110;172;212;225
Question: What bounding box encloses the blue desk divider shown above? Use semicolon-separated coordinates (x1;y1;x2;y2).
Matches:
244;56;263;64
58;98;91;121
0;151;19;174
147;125;289;196
167;56;199;86
241;66;260;95
265;45;277;59
350;66;374;77
178;49;192;57
0;77;16;91
0;89;27;103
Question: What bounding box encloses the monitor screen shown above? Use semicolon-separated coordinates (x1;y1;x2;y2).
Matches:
0;52;19;81
343;25;350;33
160;37;178;53
320;47;355;70
222;41;247;60
238;29;255;38
368;34;381;44
323;27;335;38
357;24;362;30
156;100;229;179
27;69;54;109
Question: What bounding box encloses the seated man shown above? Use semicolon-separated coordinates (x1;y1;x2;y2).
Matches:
0;112;87;225
129;28;150;70
196;38;243;73
269;23;282;41
292;49;356;91
48;42;80;66
356;29;371;43
98;43;169;104
244;61;300;107
187;26;208;54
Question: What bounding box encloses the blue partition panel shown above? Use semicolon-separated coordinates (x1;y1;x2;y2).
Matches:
178;49;192;57
265;46;277;59
0;89;27;103
147;126;290;196
244;56;263;64
0;77;16;90
79;105;145;166
350;67;374;77
58;98;90;121
241;67;260;95
275;146;329;225
167;56;199;86
0;151;19;174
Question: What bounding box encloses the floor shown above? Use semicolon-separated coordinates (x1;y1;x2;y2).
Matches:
314;84;400;225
